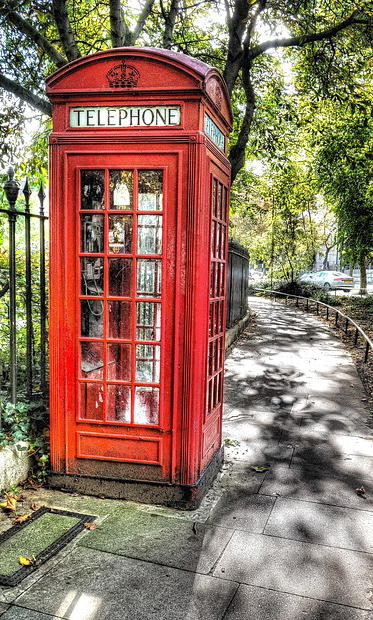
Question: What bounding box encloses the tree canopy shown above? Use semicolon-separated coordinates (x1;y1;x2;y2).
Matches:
0;0;372;181
314;100;373;291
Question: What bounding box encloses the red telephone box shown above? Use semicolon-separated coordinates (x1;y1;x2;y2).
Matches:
47;48;232;508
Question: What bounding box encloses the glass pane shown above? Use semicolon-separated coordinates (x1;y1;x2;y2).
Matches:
136;302;161;341
107;343;131;381
217;182;222;219
212;376;217;409
207;379;213;413
134;386;159;425
211;221;216;259
215;338;220;372
108;215;133;254
219;263;225;296
135;344;160;383
212;178;218;217
109;258;132;297
220;225;225;259
216;372;222;405
216;223;220;259
107;385;131;423
80;342;103;379
223;186;228;222
209;303;214;337
137;259;162;298
81;258;104;296
137;215;162;255
79;383;104;420
208;341;214;376
210;262;215;297
81;300;104;338
138;171;163;211
215;300;220;334
81;170;105;210
109;170;133;210
108;301;131;339
81;215;104;253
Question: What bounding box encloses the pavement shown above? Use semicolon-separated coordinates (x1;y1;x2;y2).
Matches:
0;295;372;619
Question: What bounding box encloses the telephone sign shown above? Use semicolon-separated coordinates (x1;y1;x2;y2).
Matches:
47;48;232;508
70;106;181;128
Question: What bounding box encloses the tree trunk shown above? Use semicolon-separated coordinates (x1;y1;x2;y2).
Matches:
359;260;367;295
323;247;330;269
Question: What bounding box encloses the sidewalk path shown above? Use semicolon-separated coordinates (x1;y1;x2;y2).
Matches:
0;296;372;619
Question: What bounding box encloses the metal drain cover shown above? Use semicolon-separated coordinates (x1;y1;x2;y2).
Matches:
0;507;95;586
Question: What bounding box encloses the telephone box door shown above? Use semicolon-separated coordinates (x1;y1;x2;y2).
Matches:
63;152;178;483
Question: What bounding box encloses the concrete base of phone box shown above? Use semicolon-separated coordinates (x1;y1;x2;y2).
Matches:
48;447;224;510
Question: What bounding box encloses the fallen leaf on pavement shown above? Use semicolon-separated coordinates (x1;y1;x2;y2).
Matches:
13;514;31;524
250;466;270;473
356;486;366;498
30;503;38;511
0;494;17;511
84;522;98;530
19;556;36;566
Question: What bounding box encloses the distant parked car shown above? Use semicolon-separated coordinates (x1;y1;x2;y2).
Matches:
248;271;263;281
311;271;355;291
298;273;316;284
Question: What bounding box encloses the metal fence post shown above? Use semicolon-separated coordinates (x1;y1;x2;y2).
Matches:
3;167;19;404
23;179;33;398
38;182;47;393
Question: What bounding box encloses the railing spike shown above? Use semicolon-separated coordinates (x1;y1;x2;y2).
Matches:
23;178;31;212
38;181;46;214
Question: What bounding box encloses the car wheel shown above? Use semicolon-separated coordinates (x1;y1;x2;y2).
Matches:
324;283;331;290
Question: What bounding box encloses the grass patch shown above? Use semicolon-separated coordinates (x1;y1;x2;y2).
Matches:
0;512;80;577
0;507;95;586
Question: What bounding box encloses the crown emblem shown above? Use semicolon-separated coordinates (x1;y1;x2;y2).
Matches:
106;61;140;88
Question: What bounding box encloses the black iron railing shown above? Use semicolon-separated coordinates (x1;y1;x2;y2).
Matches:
256;289;373;363
226;240;250;329
0;167;49;405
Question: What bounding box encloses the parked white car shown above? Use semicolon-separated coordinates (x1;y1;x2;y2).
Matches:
311;271;355;291
298;273;317;284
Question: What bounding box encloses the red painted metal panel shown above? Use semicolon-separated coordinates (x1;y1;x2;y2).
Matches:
77;432;162;465
48;49;232;495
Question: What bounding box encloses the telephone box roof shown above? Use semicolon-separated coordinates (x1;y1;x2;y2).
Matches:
46;47;233;128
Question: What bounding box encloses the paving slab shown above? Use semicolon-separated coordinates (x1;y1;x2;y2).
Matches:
78;508;233;574
299;413;372;437
0;604;8;617
220;462;266;493
15;547;237;620
259;464;373;511
224;407;303;428
291;395;369;417
207;492;274;532
213;530;373;609
291;449;373;477
331;435;373;457
224;584;371;620
264;497;373;552
224;438;293;466
0;609;56;620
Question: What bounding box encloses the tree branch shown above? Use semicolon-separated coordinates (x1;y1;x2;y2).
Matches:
0;3;66;67
223;0;267;97
0;281;9;300
248;10;363;60
0;73;52;116
162;0;180;49
109;0;129;47
131;0;156;45
229;58;255;182
223;0;251;96
52;0;81;61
